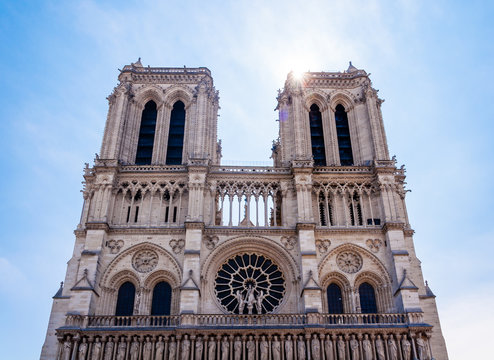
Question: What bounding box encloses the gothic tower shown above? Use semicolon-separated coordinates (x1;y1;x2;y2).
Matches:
41;61;448;360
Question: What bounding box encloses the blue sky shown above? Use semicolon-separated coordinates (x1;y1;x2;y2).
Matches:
0;0;493;358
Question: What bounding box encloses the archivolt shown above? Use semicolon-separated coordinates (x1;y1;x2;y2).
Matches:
329;90;355;111
101;242;182;289
134;85;165;108
163;85;194;109
304;90;330;112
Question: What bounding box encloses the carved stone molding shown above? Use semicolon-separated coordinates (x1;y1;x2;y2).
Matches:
204;235;219;250
281;236;297;250
336;251;363;274
132;250;159;273
315;239;331;254
366;239;383;253
106;239;124;254
169;238;185;254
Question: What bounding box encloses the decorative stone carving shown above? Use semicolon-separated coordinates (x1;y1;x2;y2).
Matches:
388;337;398;360
62;339;72;360
169;340;177;360
116;341;126;360
155;337;164;360
285;335;293;360
272;336;281;360
349;336;358;360
311;334;321;360
221;336;229;360
208;336;216;360
281;235;297;250
169;238;185;254
336;251;362;273
366;239;382;253
107;239;124;254
375;336;385;360
402;337;411;360
260;336;269;360
215;253;286;314
246;336;255;360
337;337;345;360
315;239;331;253
91;339;102;360
204;235;219;250
416;337;426;360
234;337;242;360
195;337;204;360
182;335;191;360
130;338;139;360
297;336;306;360
362;335;372;360
324;335;333;360
78;338;88;360
132;250;158;273
142;337;152;360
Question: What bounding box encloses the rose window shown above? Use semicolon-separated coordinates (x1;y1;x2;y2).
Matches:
214;253;286;314
336;251;362;274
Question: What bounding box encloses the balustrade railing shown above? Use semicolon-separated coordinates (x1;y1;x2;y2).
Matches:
64;312;423;329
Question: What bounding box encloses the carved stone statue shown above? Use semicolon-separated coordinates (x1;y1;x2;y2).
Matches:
260;336;269;360
388;337;398;360
155;337;164;360
62;339;72;360
143;338;153;360
349;336;358;360
208;337;216;360
311;334;321;360
92;339;102;360
285;335;293;360
182;335;191;360
103;338;113;360
246;286;256;314
130;338;139;360
169;340;177;360
297;336;306;360
234;337;242;360
272;336;281;360
246;336;255;360
235;290;246;314
116;341;126;360
195;337;204;360
362;335;372;360
78;338;88;360
221;337;230;360
324;335;334;360
416;337;426;360
337;337;346;360
256;290;266;313
375;337;385;360
401;338;411;360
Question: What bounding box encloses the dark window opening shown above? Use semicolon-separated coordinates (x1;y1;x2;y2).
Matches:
173;206;177;222
165;207;169;223
335;104;354;165
367;218;381;226
151;281;172;315
126;206;131;223
115;281;135;316
359;282;377;313
319;202;327;226
166;101;186;165
309;104;326;166
327;283;344;314
134;206;139;223
349;194;363;226
136;101;158;165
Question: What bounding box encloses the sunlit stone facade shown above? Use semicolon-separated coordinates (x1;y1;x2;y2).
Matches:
41;61;448;360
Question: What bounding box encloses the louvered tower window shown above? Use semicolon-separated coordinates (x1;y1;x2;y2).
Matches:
309;104;326;166
335;104;354;165
151;281;172;315
327;283;344;314
359;282;377;313
135;100;157;165
166;101;186;165
115;281;135;316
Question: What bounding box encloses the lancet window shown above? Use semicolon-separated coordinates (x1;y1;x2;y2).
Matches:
115;281;135;316
214;181;281;227
309;104;326;166
135;100;157;165
349;193;363;226
166;101;186;165
151;281;172;316
326;283;344;314
359;282;378;313
334;104;354;165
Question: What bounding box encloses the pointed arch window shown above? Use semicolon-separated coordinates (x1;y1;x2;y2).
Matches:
359;282;377;313
335;104;354;165
151;281;172;315
135;100;158;165
309;104;326;166
166;101;186;165
326;283;344;314
115;281;135;316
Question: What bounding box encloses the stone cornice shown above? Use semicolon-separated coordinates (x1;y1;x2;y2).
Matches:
204;227;297;236
383;222;405;232
184;222;205;230
314;226;384;235
85;222;110;231
296;223;316;231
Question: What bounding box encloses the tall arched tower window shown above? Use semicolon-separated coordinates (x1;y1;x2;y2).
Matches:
326;283;344;314
359;282;377;313
309;104;326;166
115;281;136;316
151;281;172;315
135;100;158;165
335;104;354;165
166;101;186;165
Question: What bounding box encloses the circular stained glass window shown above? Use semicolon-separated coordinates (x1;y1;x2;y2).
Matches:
214;253;286;314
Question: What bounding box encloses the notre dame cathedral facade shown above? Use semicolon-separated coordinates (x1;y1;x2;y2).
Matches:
41;60;448;360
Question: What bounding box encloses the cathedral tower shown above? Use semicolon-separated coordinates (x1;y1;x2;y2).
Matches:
41;62;448;360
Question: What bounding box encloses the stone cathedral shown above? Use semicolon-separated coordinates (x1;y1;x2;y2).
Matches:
41;60;448;360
